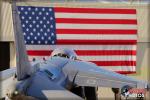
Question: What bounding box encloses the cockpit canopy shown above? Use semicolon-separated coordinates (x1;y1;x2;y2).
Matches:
51;48;77;60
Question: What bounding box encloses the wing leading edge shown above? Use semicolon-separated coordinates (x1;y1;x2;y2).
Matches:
63;60;148;89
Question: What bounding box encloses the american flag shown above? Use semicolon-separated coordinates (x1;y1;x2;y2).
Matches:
18;6;137;74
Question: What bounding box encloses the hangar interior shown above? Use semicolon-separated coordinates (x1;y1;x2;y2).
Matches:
0;0;150;99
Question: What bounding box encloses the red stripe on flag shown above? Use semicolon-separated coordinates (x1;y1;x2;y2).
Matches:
56;18;137;24
27;50;136;56
92;61;136;66
56;40;137;45
56;29;137;34
27;50;52;56
116;71;136;74
54;7;136;14
75;50;136;55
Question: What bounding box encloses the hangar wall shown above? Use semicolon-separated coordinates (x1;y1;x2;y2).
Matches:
0;1;150;99
0;2;150;42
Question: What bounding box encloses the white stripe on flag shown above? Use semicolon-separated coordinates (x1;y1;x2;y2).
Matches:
57;34;137;40
28;56;49;61
78;55;136;61
55;13;136;19
56;24;137;30
26;45;137;51
101;66;136;72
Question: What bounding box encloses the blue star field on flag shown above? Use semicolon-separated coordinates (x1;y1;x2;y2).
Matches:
18;6;57;45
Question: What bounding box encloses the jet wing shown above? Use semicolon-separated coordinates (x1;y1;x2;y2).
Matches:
64;60;148;89
0;68;17;98
42;90;83;100
0;68;16;81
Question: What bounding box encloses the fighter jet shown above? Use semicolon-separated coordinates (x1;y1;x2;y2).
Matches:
0;1;149;100
1;48;150;100
0;48;149;100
